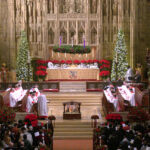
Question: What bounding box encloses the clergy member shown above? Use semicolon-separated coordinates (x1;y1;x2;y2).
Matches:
37;95;48;118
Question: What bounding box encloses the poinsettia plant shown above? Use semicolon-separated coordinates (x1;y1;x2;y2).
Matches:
0;106;16;124
99;59;111;80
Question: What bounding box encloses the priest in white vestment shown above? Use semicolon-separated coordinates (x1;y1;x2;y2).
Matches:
37;95;48;117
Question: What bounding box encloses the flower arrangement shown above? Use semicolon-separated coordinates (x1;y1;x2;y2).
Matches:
53;45;91;54
35;60;47;81
99;59;111;80
24;114;38;127
127;107;150;122
0;106;16;124
106;113;122;122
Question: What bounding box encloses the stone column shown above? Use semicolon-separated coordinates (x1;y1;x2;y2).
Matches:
130;0;138;68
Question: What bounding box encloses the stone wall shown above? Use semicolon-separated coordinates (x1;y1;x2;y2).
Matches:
0;0;149;71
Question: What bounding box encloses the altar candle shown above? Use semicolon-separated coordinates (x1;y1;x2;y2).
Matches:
59;36;61;47
86;53;87;58
65;53;66;58
71;37;73;47
84;39;85;48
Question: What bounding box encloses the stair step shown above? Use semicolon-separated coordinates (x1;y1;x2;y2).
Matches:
54;135;93;139
54;131;93;136
54;128;93;132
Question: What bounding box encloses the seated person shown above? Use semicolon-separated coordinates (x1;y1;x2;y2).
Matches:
134;70;141;83
37;95;48;118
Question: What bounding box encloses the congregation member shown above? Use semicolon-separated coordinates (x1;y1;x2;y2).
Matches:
37;95;48;118
118;81;135;106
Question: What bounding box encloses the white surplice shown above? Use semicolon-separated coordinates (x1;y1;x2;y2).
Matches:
118;85;135;106
9;87;27;107
104;88;119;111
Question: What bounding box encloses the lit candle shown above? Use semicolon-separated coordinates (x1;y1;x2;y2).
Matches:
59;36;61;47
71;37;73;47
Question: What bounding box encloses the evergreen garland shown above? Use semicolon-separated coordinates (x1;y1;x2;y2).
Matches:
111;30;128;81
53;45;91;54
16;31;32;81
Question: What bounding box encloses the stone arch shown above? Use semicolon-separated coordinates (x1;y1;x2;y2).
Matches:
60;27;67;44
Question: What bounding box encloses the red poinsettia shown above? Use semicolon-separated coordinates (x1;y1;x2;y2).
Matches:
73;60;80;64
100;64;110;70
93;59;99;63
99;70;110;77
87;60;94;64
60;60;66;64
36;66;47;70
66;60;72;64
52;60;60;64
81;60;87;63
106;113;122;121
99;59;110;64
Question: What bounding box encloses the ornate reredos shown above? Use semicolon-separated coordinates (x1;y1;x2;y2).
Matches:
0;0;147;69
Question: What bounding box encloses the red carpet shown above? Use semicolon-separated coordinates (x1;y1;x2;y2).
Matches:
53;139;93;150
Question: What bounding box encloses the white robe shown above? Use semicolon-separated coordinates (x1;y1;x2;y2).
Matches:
9;87;27;107
26;95;34;113
37;95;48;116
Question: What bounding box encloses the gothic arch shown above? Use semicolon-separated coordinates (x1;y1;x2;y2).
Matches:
91;27;97;44
60;27;67;44
48;28;54;44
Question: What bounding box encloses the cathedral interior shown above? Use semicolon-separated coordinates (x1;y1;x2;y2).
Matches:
0;0;150;72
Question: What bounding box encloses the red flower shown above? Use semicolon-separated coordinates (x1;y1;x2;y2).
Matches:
81;60;87;63
99;71;110;77
93;60;99;63
35;70;47;76
60;60;66;64
99;59;110;64
100;64;110;70
87;60;94;64
73;60;80;64
66;60;72;64
36;66;47;70
52;60;60;64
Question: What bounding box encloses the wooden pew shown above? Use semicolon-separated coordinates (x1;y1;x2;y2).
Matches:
134;87;145;106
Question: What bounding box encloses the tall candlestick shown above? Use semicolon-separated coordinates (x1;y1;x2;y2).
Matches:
59;36;61;47
71;37;73;47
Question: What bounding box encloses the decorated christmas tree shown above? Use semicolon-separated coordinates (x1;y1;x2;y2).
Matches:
111;30;128;81
16;31;32;81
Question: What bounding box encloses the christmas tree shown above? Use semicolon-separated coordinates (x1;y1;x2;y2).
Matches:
111;30;128;81
16;31;32;81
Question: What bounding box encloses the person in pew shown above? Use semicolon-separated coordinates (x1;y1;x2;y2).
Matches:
37;95;48;119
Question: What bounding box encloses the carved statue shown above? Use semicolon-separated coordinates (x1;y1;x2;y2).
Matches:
91;0;97;14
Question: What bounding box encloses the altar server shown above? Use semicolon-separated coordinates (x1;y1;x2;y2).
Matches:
37;95;48;117
26;91;37;113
